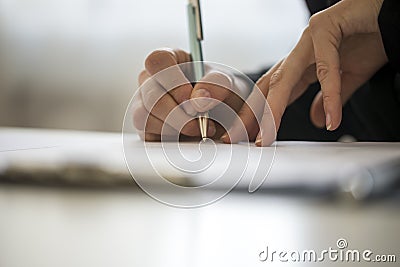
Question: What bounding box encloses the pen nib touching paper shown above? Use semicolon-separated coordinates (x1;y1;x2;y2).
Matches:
199;112;208;140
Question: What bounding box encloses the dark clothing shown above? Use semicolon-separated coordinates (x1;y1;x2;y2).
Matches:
304;0;340;15
379;0;400;73
250;0;400;141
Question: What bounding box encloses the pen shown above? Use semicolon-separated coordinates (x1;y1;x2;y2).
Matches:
187;0;208;140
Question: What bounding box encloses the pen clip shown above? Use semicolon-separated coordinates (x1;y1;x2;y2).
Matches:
189;0;203;40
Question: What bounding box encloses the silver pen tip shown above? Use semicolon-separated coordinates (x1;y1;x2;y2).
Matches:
199;112;208;140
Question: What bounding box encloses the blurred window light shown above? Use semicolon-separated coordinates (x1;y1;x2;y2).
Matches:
0;0;308;131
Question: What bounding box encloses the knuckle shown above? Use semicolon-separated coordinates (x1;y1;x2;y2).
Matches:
256;73;271;96
138;70;149;86
308;13;324;31
302;26;311;36
145;49;176;74
140;84;165;111
172;49;191;63
322;94;331;102
322;92;341;105
269;69;283;89
316;61;330;83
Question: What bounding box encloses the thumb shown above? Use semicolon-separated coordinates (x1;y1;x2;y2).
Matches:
310;72;368;128
309;91;326;129
190;71;233;113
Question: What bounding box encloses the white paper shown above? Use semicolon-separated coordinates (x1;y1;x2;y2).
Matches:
2;127;400;199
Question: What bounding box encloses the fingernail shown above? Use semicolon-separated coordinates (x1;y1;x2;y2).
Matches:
220;133;230;143
326;113;332;131
182;101;197;116
191;89;211;110
255;139;262;146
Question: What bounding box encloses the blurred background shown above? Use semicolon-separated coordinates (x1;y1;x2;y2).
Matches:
0;0;309;132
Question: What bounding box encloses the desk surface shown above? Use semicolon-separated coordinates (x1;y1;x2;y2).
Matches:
0;184;399;267
0;128;399;266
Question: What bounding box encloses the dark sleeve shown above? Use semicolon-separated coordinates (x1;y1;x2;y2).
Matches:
304;0;340;15
378;0;400;73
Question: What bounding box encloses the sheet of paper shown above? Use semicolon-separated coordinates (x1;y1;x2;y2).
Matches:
123;134;400;198
1;128;400;199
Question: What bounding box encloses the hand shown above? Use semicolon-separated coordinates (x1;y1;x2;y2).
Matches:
222;0;388;146
132;48;251;141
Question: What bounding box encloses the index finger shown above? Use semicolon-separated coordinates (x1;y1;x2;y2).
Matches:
309;14;342;131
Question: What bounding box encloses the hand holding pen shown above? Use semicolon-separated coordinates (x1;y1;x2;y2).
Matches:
132;48;251;142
